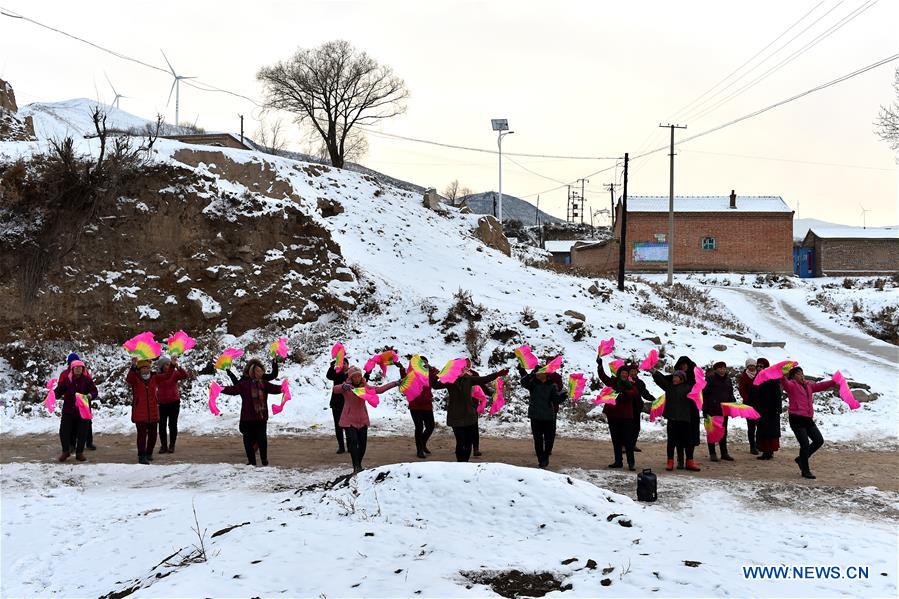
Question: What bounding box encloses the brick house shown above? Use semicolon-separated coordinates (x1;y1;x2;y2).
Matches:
800;227;899;277
571;192;794;273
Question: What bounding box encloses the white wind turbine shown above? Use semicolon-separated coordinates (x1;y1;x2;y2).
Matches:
161;50;195;126
104;72;127;109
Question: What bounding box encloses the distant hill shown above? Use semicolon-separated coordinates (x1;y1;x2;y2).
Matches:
793;218;859;241
455;191;565;224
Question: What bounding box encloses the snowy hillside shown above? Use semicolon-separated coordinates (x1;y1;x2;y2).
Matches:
19;98;158;139
1;129;894;447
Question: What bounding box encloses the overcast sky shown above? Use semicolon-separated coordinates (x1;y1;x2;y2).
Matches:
2;0;897;225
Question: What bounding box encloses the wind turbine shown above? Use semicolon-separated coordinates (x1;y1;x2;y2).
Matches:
104;72;126;109
859;203;871;229
161;50;195;126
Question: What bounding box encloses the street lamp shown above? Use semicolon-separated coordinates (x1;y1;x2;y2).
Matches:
491;118;514;222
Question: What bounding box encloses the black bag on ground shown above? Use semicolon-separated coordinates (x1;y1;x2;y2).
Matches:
637;468;657;502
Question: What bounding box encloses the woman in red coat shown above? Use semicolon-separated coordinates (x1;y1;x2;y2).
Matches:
126;358;160;464
155;354;190;454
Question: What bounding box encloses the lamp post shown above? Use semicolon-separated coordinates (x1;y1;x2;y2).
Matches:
491;119;513;222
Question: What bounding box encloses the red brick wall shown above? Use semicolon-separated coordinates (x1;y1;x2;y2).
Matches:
809;238;899;276
603;211;794;272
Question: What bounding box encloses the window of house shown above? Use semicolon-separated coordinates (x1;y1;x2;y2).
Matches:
701;237;717;250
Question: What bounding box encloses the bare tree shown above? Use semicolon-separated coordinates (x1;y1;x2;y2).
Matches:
257;40;408;168
444;180;460;206
256;117;287;155
306;124;368;164
875;68;899;152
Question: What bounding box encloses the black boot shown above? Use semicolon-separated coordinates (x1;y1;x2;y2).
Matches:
676;456;685;470
708;444;719;462
138;454;150;465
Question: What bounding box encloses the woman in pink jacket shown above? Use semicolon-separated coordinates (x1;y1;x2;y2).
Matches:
333;365;400;473
781;366;836;480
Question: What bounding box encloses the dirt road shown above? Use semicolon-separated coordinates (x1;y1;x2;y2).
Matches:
3;432;897;491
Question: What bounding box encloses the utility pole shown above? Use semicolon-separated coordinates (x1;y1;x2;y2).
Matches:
577;178;589;225
605;183;619;228
617;153;629;292
238;114;244;145
659;123;687;285
566;185;572;222
535;196;540;226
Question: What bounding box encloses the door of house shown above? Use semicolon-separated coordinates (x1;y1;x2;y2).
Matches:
793;247;815;278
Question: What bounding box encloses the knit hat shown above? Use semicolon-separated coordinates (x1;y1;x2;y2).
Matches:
136;359;151;368
673;369;687;381
713;361;726;370
157;354;171;368
243;358;265;376
756;358;770;368
70;360;85;368
744;358;757;368
346;365;363;381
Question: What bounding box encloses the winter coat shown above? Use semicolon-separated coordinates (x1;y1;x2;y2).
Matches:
54;372;98;417
433;372;502;428
651;371;696;423
333;381;400;428
781;378;836;418
750;379;783;440
633;377;654;419
156;367;189;404
401;366;437;412
738;371;755;405
604;376;635;420
703;372;736;417
326;361;348;408
521;371;564;421
220;378;283;423
126;368;160;424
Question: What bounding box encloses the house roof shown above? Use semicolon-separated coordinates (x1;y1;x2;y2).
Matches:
544;239;592;253
806;226;899;240
625;195;791;213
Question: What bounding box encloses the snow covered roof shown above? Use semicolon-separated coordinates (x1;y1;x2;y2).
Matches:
544;239;590;253
626;195;791;213
807;226;899;240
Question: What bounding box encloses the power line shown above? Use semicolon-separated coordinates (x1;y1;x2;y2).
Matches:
630;51;899;162
688;0;879;123
667;0;828;125
680;148;895;172
0;5;263;107
505;156;570;184
360;127;619;160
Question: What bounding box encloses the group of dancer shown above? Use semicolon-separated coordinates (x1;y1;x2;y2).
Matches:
50;342;843;480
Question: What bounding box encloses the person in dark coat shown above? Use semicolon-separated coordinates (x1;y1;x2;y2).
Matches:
54;359;98;462
432;363;507;462
596;359;636;470
750;357;783;460
627;363;655;452
155;354;190;454
738;358;759;455
519;365;565;468
399;357;438;459
219;358;284;466
703;361;735;462
326;357;350;454
60;353;97;452
672;355;701;448
652;368;701;472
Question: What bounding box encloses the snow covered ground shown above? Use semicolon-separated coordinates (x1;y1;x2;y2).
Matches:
2;462;896;598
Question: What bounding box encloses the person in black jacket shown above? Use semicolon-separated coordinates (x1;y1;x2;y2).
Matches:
672;355;701;450
627;363;655;453
651;368;701;472
750;357;783;460
326;357;349;454
703;361;735;462
519;365;566;468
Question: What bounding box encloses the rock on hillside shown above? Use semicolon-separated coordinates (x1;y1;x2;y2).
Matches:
0;79;35;142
